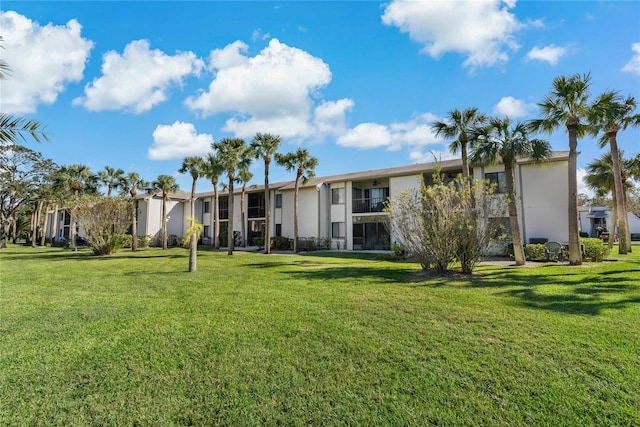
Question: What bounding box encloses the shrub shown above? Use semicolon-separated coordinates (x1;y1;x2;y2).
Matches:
137;235;151;248
272;236;292;250
298;237;331;251
118;234;133;248
581;238;610;262
524;244;546;261
252;237;265;248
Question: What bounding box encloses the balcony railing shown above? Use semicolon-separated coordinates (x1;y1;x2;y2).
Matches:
352;197;387;213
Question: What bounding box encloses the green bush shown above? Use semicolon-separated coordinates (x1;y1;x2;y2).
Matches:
118;234;133;248
252;237;265;248
271;236;291;250
524;244;546;261
581;238;610;262
137;235;151;248
298;237;331;251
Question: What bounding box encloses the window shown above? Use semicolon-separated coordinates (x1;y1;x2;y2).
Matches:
485;172;507;194
275;224;282;237
332;188;345;204
203;226;210;238
275;193;282;208
203;201;210;214
219;197;229;220
248;193;265;218
332;222;345;238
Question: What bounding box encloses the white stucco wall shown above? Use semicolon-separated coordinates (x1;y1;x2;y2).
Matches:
390;174;422;197
519;161;569;243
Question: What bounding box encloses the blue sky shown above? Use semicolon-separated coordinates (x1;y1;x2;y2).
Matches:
2;1;639;194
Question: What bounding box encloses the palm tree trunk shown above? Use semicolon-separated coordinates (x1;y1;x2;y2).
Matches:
30;208;37;247
566;124;582;265
460;139;470;180
505;163;526;265
609;191;617;251
131;200;138;251
189;231;197;271
607;133;628;254
52;204;59;242
264;160;271;254
241;186;246;247
162;194;168;250
293;177;300;253
227;175;234;255
213;184;220;249
40;200;50;246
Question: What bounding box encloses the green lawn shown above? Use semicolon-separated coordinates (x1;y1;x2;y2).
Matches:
1;245;639;426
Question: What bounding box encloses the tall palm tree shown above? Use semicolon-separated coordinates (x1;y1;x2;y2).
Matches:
529;73;592;265
150;174;179;250
212;137;251;255
179;156;205;264
431;107;487;181
237;166;253;247
98;166;125;197
588;91;640;254
471;117;552;266
53;164;98;250
118;172;148;251
584;153;621;250
250;133;282;254
203;153;225;249
275;148;318;253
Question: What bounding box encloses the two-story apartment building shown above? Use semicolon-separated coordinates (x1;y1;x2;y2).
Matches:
46;152;571;251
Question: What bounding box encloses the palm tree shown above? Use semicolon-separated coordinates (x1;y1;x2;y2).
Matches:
584;153;620;250
118;172;148;251
471;117;552;266
150;174;179;250
275;148;318;253
212;137;251;255
203;153;225;249
53;164;98;250
250;133;282;254
98;166;125;197
431;107;487;181
179;156;204;264
588;91;640;254
529;73;592;265
237;166;253;247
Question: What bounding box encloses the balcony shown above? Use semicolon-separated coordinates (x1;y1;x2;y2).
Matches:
352;196;387;214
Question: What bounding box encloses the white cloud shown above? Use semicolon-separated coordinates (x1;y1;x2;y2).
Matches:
74;39;203;113
381;0;521;69
409;148;458;164
337;113;441;151
0;11;93;114
526;44;566;65
622;42;640;75
493;96;532;117
148;121;213;160
186;38;339;140
251;29;271;42
313;99;354;137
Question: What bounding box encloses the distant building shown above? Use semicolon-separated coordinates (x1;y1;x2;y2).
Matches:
578;205;640;238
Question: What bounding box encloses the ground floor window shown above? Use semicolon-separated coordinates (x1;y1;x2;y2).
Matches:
332;222;345;238
352;216;390;250
203;225;210;238
275;223;282;237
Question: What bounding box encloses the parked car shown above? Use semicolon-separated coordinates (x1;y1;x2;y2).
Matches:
598;231;618;243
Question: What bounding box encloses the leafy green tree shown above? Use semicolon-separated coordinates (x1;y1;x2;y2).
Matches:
203;153;225;249
276;148;318;253
529;73;592;265
250;133;282;254
70;196;133;256
212;137;251;255
0;145;56;248
118;172;148;251
150;174;179;250
588;91;640;254
431;107;487;181
98;166;125;197
471;117;551;266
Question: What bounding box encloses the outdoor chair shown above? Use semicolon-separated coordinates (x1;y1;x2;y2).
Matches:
544;241;564;262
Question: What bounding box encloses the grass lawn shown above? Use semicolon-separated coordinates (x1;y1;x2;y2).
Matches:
1;244;639;426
